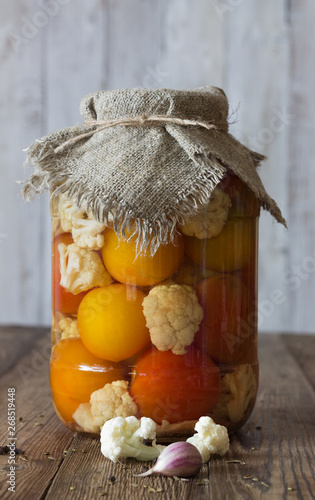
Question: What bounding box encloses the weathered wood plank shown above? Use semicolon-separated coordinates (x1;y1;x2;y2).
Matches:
0;330;75;500
159;0;225;89
0;326;45;377
287;0;315;333
0;329;309;499
45;0;106;130
223;0;291;333
251;334;315;498
0;0;49;326
105;0;165;90
282;334;315;391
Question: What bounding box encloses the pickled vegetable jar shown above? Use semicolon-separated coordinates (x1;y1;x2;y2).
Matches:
50;171;259;436
22;86;285;438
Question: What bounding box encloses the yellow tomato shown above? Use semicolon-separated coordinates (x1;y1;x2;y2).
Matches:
78;285;150;362
50;338;124;423
184;218;255;272
101;227;184;286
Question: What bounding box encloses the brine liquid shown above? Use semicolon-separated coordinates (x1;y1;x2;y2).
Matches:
50;173;259;436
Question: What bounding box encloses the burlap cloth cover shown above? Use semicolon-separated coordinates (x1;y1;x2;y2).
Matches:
22;86;286;252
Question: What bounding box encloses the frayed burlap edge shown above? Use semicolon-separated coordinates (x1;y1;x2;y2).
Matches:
22;87;286;253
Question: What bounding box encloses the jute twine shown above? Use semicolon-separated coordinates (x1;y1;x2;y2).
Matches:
54;115;228;154
22;86;286;253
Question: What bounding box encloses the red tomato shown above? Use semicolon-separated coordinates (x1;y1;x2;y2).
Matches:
130;346;221;424
52;233;87;314
218;172;260;217
194;274;251;364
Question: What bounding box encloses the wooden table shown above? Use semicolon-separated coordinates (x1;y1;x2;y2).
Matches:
0;327;314;499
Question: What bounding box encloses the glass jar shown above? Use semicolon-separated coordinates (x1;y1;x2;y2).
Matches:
50;171;259;437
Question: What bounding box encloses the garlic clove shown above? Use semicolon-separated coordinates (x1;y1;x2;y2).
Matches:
134;441;202;478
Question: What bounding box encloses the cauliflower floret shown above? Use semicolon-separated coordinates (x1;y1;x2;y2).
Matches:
142;283;203;355
180;188;231;239
213;365;257;423
73;403;101;434
58;243;112;294
187;416;229;462
90;380;138;424
58;317;80;340
73;380;138;434
72;218;106;250
54;193;107;248
57;193;86;232
100;416;164;462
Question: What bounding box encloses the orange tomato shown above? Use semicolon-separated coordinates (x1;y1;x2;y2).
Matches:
184;217;254;273
52;233;87;314
78;284;150;362
130;346;221;424
194;274;251;364
101;227;184;286
50;338;124;423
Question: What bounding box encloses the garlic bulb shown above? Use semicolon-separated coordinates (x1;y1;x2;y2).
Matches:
134;441;202;478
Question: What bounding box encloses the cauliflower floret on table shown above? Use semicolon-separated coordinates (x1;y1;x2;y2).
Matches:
180;188;231;239
73;380;138;434
213;365;257;423
58;243;112;294
100;416;164;462
142;283;203;355
187;416;229;462
58;317;80;340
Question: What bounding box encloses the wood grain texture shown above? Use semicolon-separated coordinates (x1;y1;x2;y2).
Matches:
0;0;314;333
0;328;314;499
0;329;73;500
0;326;45;377
223;0;291;333
0;0;49;325
287;0;315;333
159;0;224;89
282;334;315;391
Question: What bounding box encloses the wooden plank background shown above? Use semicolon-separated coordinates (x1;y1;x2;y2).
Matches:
0;0;314;333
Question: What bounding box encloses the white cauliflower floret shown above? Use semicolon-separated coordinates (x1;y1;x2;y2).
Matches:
57;193;86;232
213;365;257;423
73;403;101;434
187;416;229;462
90;380;138;424
58;243;112;294
180;188;231;239
54;193;107;248
142;283;203;355
100;416;165;462
72;218;106;250
58;317;80;340
73;380;138;434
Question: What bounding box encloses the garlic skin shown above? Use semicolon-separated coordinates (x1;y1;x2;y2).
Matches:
135;441;202;478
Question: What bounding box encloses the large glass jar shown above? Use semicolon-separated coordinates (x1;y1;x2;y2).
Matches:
50;171;259;438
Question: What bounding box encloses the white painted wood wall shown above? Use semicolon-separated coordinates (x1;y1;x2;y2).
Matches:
0;0;314;333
